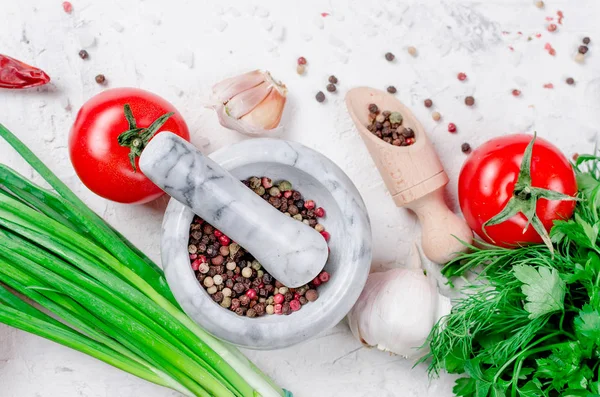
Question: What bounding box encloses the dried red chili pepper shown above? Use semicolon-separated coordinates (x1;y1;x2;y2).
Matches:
0;54;51;89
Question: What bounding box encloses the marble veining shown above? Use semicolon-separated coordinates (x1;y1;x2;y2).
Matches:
159;137;372;349
140;132;330;288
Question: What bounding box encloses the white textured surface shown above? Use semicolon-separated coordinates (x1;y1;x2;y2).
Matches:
0;0;598;396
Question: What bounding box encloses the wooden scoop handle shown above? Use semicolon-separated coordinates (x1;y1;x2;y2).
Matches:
405;188;473;264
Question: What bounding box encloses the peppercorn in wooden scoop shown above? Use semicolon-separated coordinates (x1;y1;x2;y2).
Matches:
139;132;329;288
345;87;472;264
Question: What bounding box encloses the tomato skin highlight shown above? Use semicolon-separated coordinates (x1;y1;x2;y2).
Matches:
458;134;577;247
69;88;190;204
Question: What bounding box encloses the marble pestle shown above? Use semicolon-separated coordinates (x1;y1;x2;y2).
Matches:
139;132;329;288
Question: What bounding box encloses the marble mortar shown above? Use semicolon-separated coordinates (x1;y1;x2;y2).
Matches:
160;138;372;349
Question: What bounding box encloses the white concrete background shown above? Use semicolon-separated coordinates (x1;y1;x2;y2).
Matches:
0;0;599;396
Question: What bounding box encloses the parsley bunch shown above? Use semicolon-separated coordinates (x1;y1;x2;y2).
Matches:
423;154;600;397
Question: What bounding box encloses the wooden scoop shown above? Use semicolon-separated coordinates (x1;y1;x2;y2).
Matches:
345;87;472;264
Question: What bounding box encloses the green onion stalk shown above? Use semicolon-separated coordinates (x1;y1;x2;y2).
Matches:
0;123;292;397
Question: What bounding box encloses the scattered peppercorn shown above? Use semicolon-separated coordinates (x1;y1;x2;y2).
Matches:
297;57;307;65
424;99;433;108
190;177;330;317
575;53;585;63
457;72;467;81
315;91;325;102
448;123;457;133
535;0;544;8
296;64;306;75
326;83;336;92
95;74;106;84
78;50;89;59
385;52;395;61
578;45;589;54
512;89;521;97
547;24;557;32
461;143;471;154
432;111;441;121
328;75;338;84
566;77;575;85
387;86;397;94
465;96;475;106
583;37;591;45
407;46;417;57
368;103;378;113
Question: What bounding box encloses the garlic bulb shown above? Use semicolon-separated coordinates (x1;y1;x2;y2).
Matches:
209;70;287;136
347;247;451;359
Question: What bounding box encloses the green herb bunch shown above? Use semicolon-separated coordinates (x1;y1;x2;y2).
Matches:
423;154;600;397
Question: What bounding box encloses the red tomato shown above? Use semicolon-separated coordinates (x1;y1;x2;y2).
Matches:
458;134;577;247
69;88;190;204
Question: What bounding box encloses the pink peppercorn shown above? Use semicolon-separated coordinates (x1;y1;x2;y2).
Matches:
448;123;457;133
304;200;316;210
214;230;223;238
261;177;273;189
512;89;521;97
189;254;198;260
294;293;301;301
191;260;200;271
246;289;258;300
290;300;301;311
218;235;230;246
198;255;208;263
297;57;307;65
62;1;73;13
274;304;283;314
194;218;204;224
274;293;285;304
321;231;330;241
284;191;293;198
312;277;322;287
314;207;325;217
405;138;415;145
319;271;330;283
457;72;467;81
547;24;557;32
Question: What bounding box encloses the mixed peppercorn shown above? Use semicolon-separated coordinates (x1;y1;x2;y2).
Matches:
189;177;330;317
366;104;415;147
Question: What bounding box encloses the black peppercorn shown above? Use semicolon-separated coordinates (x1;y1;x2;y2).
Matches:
385;52;395;61
387;86;397;94
566;77;575;85
465;96;475;106
579;45;589;54
295;200;305;209
583;37;591;45
315;91;326;102
461;143;472;154
95;74;106;84
79;50;89;59
368;103;379;113
424;99;433;108
326;83;336;92
328;75;338;84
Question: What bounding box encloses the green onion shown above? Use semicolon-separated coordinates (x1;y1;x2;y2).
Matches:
0;122;289;397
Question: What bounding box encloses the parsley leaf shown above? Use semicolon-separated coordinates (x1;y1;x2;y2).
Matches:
453;377;476;397
535;341;583;390
513;265;566;319
574;304;600;346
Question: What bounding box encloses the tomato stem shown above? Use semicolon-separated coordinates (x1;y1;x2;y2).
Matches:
117;104;174;172
482;132;579;255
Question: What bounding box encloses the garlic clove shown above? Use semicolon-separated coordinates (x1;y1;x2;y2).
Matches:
225;81;272;119
209;69;288;136
240;84;286;130
211;69;265;103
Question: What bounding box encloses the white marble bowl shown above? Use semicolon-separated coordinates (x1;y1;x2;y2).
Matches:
161;138;372;349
